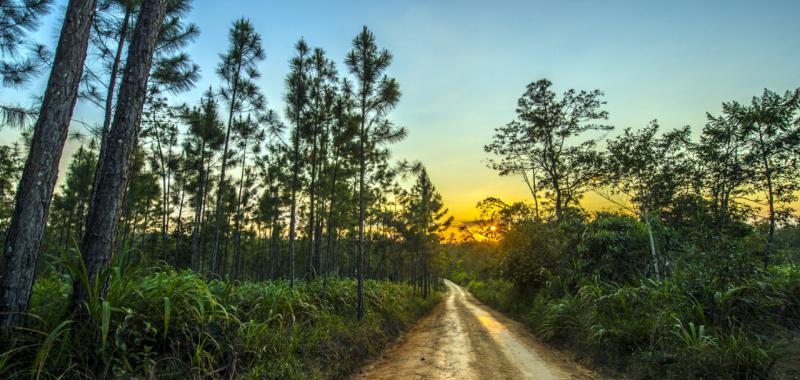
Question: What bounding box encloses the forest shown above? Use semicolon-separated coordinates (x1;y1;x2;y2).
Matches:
0;0;798;379
0;0;447;378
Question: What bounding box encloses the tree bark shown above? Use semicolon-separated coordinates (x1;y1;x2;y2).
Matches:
232;143;249;279
764;159;775;268
190;143;206;271
288;127;301;287
326;146;341;275
643;211;661;281
72;0;167;308
357;104;366;321
211;59;242;276
97;7;131;158
0;0;98;329
306;124;320;278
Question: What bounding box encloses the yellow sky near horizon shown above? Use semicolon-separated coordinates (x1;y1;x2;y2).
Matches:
1;0;799;231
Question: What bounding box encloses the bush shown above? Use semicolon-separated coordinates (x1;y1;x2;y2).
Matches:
577;213;650;283
499;222;574;292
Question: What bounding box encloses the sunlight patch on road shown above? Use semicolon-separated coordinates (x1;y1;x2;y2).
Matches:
477;314;506;334
452;280;560;380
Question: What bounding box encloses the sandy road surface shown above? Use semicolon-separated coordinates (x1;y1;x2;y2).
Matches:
353;280;603;380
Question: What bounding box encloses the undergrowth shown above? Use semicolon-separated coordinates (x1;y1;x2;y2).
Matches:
0;267;440;379
469;266;800;379
468;264;800;379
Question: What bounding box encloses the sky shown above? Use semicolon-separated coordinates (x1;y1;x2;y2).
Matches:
3;0;800;223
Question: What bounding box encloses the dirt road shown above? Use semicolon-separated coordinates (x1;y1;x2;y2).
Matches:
354;280;602;380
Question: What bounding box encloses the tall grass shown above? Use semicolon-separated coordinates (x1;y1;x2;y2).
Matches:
468;264;800;379
1;267;439;379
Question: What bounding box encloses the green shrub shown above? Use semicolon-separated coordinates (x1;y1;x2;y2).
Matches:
577;213;650;283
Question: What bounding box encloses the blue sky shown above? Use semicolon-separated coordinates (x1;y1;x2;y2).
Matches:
4;0;800;221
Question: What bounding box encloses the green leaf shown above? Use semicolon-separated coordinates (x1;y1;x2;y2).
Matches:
163;296;171;340
101;300;111;349
32;320;72;380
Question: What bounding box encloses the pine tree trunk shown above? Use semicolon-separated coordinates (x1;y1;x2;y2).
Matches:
326;153;340;275
306;130;320;278
72;0;167;308
0;0;98;329
97;7;131;157
288;128;301;287
190;145;206;271
231;138;249;279
269;216;279;279
174;176;186;266
764;158;775;268
357;106;366;321
211;61;242;276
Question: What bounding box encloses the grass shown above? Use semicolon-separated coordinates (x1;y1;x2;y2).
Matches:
467;264;800;379
1;267;440;379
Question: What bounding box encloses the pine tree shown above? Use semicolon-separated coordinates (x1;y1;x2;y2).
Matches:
81;0;199;148
211;18;265;276
0;0;98;329
183;90;224;272
284;38;310;287
0;0;52;127
345;26;403;320
73;0;168;309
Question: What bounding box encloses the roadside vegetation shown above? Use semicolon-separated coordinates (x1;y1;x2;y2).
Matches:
2;264;439;378
447;82;800;379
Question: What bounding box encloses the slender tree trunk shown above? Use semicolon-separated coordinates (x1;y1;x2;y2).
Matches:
155;135;170;261
72;0;167;308
211;61;242;276
764;162;775;268
306;133;320;278
288;128;301;287
232;137;249;279
190;145;207;271
174;176;186;266
531;169;540;220
357;106;366;321
642;211;661;281
553;175;563;223
325;145;341;275
98;7;131;156
268;215;278;280
0;0;98;329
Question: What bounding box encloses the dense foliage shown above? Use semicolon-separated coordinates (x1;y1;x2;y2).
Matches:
448;82;800;379
453;214;800;378
1;266;439;379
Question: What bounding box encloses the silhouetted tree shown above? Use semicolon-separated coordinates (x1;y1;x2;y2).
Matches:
488;79;611;223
